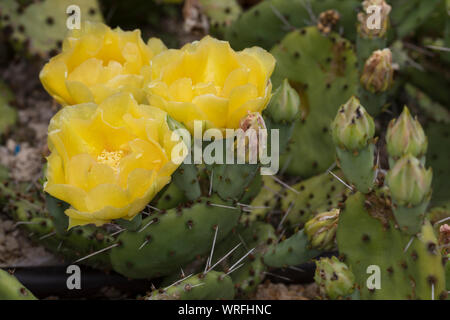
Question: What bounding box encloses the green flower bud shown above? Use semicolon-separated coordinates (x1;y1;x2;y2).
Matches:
304;209;340;251
331;96;375;151
314;256;355;299
357;0;391;38
386;106;428;161
264;79;300;123
360;49;394;93
386;155;432;207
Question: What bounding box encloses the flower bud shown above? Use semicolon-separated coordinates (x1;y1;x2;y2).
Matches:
386;155;432;207
304;209;340;251
360;49;394;93
386;106;427;160
357;0;391;38
331;96;375;151
264;79;300;123
314;256;355;299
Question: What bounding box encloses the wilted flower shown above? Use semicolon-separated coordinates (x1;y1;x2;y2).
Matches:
360;49;394;93
144;36;275;132
44;93;185;228
304;209;340;251
357;0;391;38
40;22;166;106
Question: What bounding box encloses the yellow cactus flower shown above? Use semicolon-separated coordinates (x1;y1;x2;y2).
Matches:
40;22;166;106
44;92;185;228
144;36;275;132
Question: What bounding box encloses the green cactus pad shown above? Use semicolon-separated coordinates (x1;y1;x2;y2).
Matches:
225;0;360;50
335;144;376;194
241;175;282;224
110;195;241;279
214;221;276;297
153;181;187;210
337;191;447;300
263;230;321;268
148;271;234;300
0;269;37;300
199;0;242;38
12;197;113;268
208;163;259;201
280;171;349;227
0;0;103;57
172;163;202;201
271;27;358;177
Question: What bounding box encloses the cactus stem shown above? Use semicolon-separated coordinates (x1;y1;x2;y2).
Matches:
327;170;353;191
271;176;299;194
74;243;120;263
403;236;415;253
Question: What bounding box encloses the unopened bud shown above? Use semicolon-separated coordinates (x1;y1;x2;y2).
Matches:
314;256;355;299
386;106;427;161
360;49;394;93
304;209;340;251
386;155;432;207
331;96;375;151
264;79;299;123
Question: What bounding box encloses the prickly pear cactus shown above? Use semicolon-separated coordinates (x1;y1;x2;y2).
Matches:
225;0;360;50
280;170;349;227
337;191;447;300
148;271;235;300
314;256;356;299
0;0;103;57
0;269;37;300
199;0;242;37
271;26;358;177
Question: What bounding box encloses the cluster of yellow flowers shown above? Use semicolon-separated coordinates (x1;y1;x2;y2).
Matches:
40;22;275;228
